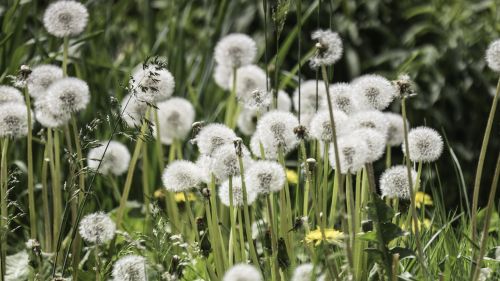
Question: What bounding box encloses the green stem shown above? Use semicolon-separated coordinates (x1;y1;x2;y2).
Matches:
142;145;151;233
228;176;239;265
23;88;36;239
225;67;237;128
63;36;69;76
0;138;9;280
385;145;391;169
266;195;278;281
41;142;52;252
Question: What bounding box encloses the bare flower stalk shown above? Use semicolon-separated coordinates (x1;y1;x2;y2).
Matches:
0;138;9;279
23;86;37;239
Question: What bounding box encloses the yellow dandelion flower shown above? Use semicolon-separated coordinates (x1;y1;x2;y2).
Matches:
402;218;432;232
153;188;166;199
305;228;343;246
174;192;196;202
415;192;433;208
286;169;299;185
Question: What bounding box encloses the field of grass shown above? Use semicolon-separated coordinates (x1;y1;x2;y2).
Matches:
0;0;499;280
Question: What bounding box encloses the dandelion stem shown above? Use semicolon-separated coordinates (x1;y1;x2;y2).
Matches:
23;87;37;239
0;138;9;280
225;67;237;128
41;141;52;252
63;36;69;76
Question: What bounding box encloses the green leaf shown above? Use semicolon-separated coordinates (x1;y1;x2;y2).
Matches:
366;193;394;223
358;231;378;243
380;222;405;244
390;247;416;260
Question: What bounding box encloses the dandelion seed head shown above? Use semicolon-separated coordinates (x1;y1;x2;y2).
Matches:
196;123;237;156
486;39;500;72
121;94;148;127
291;263;315;281
46;77;90;115
215;33;257;69
277;90;292;112
237;109;259;136
112;255;147;281
380;165;417;199
195;155;212;184
350;110;389;136
5;251;29;281
87;141;131;176
293;80;327;114
222;263;262;281
352;74;396;111
131;64;175;103
0;103;32;138
327;83;358;114
329;135;369;174
78;212;116;245
350;129;386;163
209;144;253;181
310;29;343;68
230;65;268;109
162;160;202;192
0;86;24;105
213;64;232;90
245;160;285;194
219;179;258;207
34;97;71;128
309;110;349;142
43;0;88;38
154;97;195;144
403;126;444;162
27;65;63;99
385;112;407;146
256;111;299;157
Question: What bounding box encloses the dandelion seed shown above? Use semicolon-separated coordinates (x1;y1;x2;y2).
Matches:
27;65;63;99
403;126;444;162
293;80;328;114
329;135;369;174
350;129;386;163
78;212;116;245
309;29;343;69
380;165;417;199
0;86;24;105
486;39;500;72
213;64;232;90
215;33;257;69
162;160;202;192
87;141;131;176
0;103;32;138
154;97;195;144
309;110;349;142
43;0;89;38
195;123;237;156
291;263;316;281
385;112;407;146
218;178;258;207
352;74;396;111
45;77;90;115
256;111;299;157
112;255;147;281
245;160;285;194
327;83;358;114
121;94;148;127
209;144;253;181
350;110;389;136
131;64;175;103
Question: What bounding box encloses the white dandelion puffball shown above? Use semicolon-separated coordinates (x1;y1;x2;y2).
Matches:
210;144;253;181
218;178;258;207
121;94;148;127
46;77;90;115
245;160;285;194
0;103;33;138
230;65;268;108
350;129;386;163
43;0;89;38
250;132;270;159
350;110;389;136
277;90;292;112
5;251;30;281
237;108;258;136
329;135;369;174
87;141;131;176
154;97;195;144
385;112;407;146
309;110;349;142
256;111;299;156
486;39;500;72
0;86;24;105
327;83;359;114
162;160;202;192
380;165;417;199
310;29;343;69
352;74;396;111
293;80;328;114
214;64;232;90
215;33;257;69
112;255;147;281
222;263;262;281
195;123;237;156
291;263;315;281
403;126;444;162
131;64;175;103
34;97;71;128
27;65;63;99
196;155;212;184
78;212;116;245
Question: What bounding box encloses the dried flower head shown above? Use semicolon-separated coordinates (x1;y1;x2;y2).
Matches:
309;110;349;142
256;111;299;157
385;112;407;146
87;141;131;176
0;103;32;138
45;77;90;115
245;160;285;194
43;0;89;38
222;264;262;281
403;126;444;162
112;255;147;281
121;94;148;127
293;80;327;114
310;29;343;69
34;97;71;128
162;160;203;192
327;83;358;114
215;34;257;69
0;85;24;105
380;165;417;199
154;97;195;144
350;110;389;136
27;65;63;99
350;129;386;163
218;179;258;207
209;144;253;181
392;74;416;98
78;212;116;245
352;74;396;110
486;39;500;72
131;64;175;103
213;64;232;90
195;123;237;156
329;135;369;174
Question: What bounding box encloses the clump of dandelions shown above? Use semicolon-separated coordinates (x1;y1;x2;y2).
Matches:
0;86;24;105
43;0;89;38
26;65;63;99
327;83;358;114
0;103;32;138
222;264;262;281
34;96;71;128
255;111;299;157
218;178;258;207
352;74;396;110
78;212;116;245
245;160;285;195
350;129;386;163
162;160;202;192
215;33;257;69
291;263;318;281
154;97;195;144
309;110;350;142
486;39;500;72
329;135;369;174
121;94;148;127
195;123;237;156
380;165;417;199
385;112;407;146
350;110;389;136
309;29;343;68
112;255;147;281
87;141;131;176
403;126;444;162
293;80;328;114
131;64;175;103
45;77;90;115
209;143;253;181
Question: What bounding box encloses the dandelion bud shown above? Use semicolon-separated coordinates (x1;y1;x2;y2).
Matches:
245;160;285;195
43;0;89;38
309;110;349;142
215;34;257;69
131;64;175;103
329;136;369;174
352;74;396;111
209;144;253;181
87;141;131;176
486;39;500;72
78;212;116;245
218;179;258;208
350;110;389;136
309;29;343;69
195;123;237;156
112;255;147;281
385;112;407;146
293;80;328;114
201;187;211;199
46;77;90;115
256;111;299;157
162;160;203;192
154;97;195;145
350;129;386;163
291;263;316;281
121;94;148;127
233;137;243;156
27;65;63;99
213;64;232;90
0;85;24;105
403;126;444;162
327;83;359;114
380;165;417;199
293;125;308;140
0;103;33;138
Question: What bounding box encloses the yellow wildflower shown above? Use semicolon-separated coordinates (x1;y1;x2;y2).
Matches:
403;218;432;232
174;192;196;202
286;169;299;185
305;228;343;246
415;192;433;208
153;188;166;199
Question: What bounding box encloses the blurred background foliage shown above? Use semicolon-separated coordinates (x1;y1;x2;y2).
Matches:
0;0;499;209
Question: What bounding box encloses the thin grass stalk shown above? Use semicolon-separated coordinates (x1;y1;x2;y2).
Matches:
49;129;62;250
203;199;224;278
345;174;356;276
142;145;151;232
62;36;69;76
237;208;246;262
224;67;237;128
0;138;9;280
385;145;391;169
94;247;101;281
277;147;293;260
228;176;240;265
23;88;36;239
321;142;329;237
266;194;278;281
41;142;52;252
471;77;500;242
300;141;310;217
183;191;200;242
210;174;228;269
